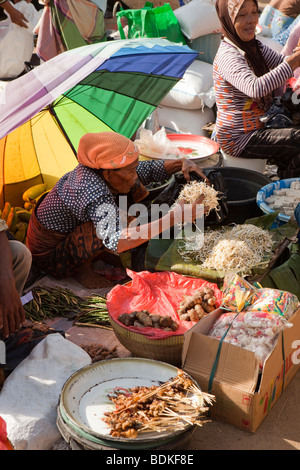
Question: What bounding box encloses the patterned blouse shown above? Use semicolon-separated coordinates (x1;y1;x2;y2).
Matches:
213;38;293;156
36;160;169;253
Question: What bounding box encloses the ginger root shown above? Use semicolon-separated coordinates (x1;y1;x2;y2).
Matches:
178;287;217;322
118;310;179;331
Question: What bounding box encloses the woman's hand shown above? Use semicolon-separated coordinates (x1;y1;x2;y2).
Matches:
1;1;29;28
163;158;210;184
0;277;25;338
286;45;300;71
293;39;300;54
181;159;210;184
171;195;206;225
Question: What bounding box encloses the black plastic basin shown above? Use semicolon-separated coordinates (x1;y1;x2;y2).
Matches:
208;167;271;224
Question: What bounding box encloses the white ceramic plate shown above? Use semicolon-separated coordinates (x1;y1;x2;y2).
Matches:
166;134;219;162
60;357;195;445
141;134;219;162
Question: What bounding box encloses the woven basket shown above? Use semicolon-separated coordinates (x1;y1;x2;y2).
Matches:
109;316;184;366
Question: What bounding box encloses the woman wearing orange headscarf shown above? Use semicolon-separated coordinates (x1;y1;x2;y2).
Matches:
27;132;208;288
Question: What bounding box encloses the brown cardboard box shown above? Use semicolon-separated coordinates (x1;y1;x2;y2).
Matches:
182;307;300;432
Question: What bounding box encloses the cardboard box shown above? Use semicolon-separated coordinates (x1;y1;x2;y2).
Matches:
182;307;300;432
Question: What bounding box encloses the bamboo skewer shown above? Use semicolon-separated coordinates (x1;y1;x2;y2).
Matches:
104;370;215;438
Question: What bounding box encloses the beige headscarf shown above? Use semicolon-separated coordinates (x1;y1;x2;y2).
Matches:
215;0;270;77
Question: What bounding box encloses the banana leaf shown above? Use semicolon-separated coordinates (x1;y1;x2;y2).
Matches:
260;244;300;300
145;213;300;284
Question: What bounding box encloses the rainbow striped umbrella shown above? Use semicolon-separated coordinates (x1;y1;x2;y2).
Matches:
0;38;197;207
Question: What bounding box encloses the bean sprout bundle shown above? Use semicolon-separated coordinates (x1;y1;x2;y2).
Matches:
178;224;274;272
175;181;220;214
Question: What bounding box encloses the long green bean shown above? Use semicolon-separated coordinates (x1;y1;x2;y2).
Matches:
23;285;111;327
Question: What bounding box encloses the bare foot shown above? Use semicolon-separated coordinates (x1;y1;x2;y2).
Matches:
73;268;113;289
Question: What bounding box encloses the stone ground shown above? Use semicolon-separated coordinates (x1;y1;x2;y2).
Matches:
25;162;299;451
24;266;299;451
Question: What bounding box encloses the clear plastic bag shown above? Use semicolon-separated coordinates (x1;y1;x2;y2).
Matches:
209;310;292;367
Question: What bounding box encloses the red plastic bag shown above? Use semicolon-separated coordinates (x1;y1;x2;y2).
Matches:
0;416;13;450
107;270;223;339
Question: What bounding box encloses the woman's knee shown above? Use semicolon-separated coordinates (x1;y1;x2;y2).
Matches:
10;241;32;269
9;241;32;294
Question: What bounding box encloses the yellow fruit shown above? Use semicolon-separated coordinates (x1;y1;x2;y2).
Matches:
2;202;11;221
6;207;18;233
16;210;31;223
24;202;35;211
14;222;28;243
15;207;25;212
22;184;47;203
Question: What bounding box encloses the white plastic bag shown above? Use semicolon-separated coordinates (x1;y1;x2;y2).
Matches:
209;310;293;367
0;1;42;78
0;334;91;450
160;60;215;110
134;127;181;158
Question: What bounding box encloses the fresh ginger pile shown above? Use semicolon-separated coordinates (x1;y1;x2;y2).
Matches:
118;310;179;331
178;286;217;322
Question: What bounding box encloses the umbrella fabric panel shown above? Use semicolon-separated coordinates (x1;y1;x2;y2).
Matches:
0;111;78;208
0;52;96;139
56;71;178;144
30;110;78;181
53;96;113;151
53;91;155;148
95;50;198;77
77;71;178;103
1;122;39;185
0;39;198;140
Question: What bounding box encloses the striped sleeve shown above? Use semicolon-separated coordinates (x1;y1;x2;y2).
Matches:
219;45;293;99
257;41;285;69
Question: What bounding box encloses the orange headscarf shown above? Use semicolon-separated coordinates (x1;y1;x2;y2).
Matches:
77;132;139;170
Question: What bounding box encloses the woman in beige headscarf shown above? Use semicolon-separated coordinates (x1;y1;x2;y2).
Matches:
27;132;208;288
213;0;300;179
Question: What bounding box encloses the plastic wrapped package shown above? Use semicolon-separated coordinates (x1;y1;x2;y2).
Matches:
221;273;256;313
209;310;293;367
221;273;299;318
247;288;299;319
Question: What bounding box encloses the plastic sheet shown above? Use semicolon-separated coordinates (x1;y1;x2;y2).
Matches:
107;269;223;339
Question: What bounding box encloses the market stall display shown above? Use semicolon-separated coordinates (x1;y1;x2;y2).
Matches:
146;212;299;283
208;274;299;367
257;178;300;226
102;368;214;439
58;358;213;449
106;270;223;365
